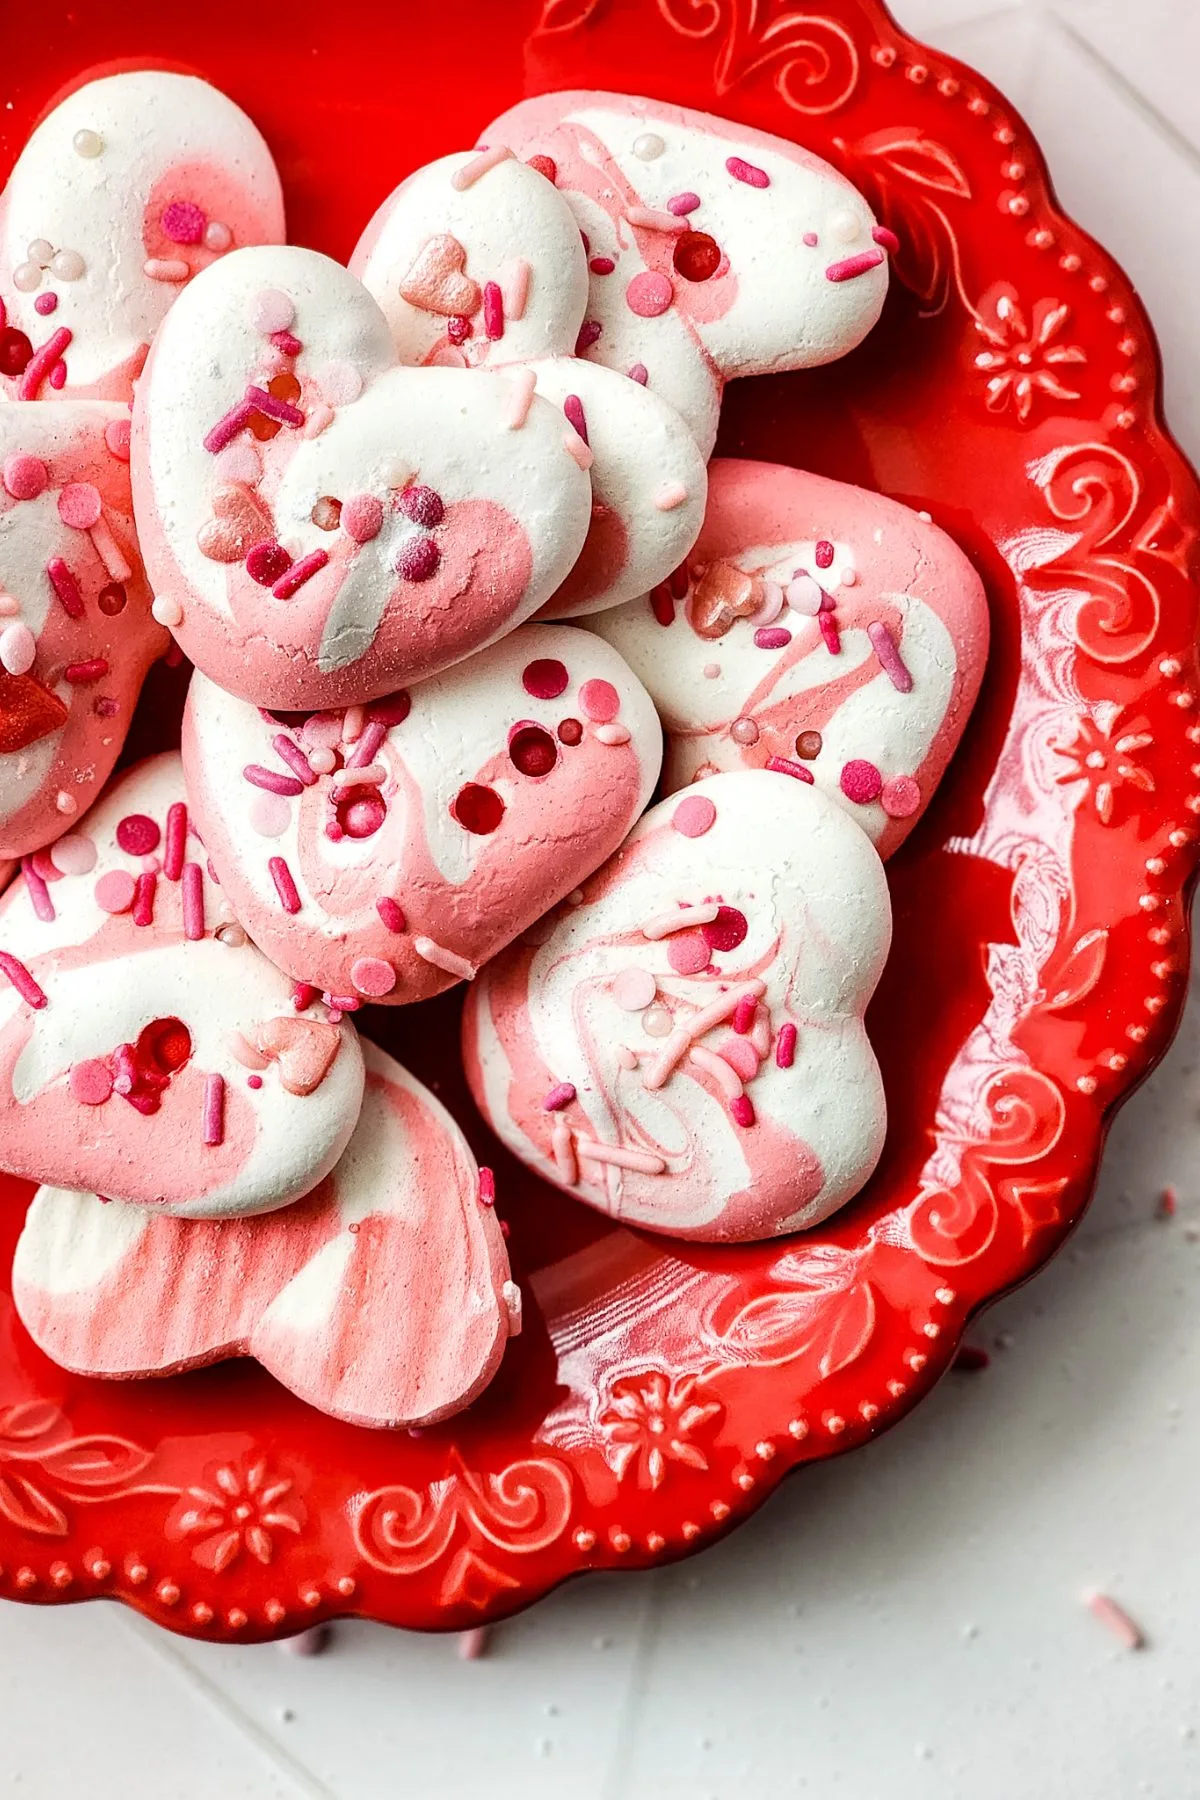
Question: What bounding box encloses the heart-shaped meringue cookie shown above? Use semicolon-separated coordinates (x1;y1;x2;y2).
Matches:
0;753;364;1217
131;245;594;709
14;1042;518;1429
483;92;892;456
590;460;990;859
0;71;284;403
0;401;166;860
464;769;891;1243
182;623;662;1006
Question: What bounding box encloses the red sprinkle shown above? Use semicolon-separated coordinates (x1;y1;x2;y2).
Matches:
650;584;675;626
244;763;304;797
273;548;329;599
164;803;188;882
563;394;588;444
479;1167;496;1206
826;248;886;283
21;858;55;921
526;154;557;183
840;759;884;805
202;1072;226;1147
726;156;770;188
730;1094;756;1128
269;856;302;914
117;813;161;855
245;383;305;427
765;755;815;784
273;735;317;785
203;399;257;454
246;541;292;586
814;540;835;569
872;225;901;253
0;951;47;1008
375;897;406;933
399;485;445;529
64;658;109;684
522;658;569;700
732;994;757;1035
19;326;72;399
775;1023;798;1068
628;362;648;384
482;281;505;340
270;330;303;357
754;627;791;650
818;610;841;654
182;862;205;940
542;1082;577;1111
292;982;319;1011
132;871;157;927
575;320;602;355
348;719;388;767
395;537;440;582
47;557;84;618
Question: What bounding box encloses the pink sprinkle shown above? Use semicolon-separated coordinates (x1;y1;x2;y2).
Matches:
182;862;205;940
563;430;592;471
21;858;54;921
626;204;686;234
202;1072;226;1146
840;759;884;804
814;540;835;569
64;658;108;684
376;897;405;932
0;952;46;1008
248;1074;263;1089
672;795;717;837
58;481;102;530
668;191;701;214
730;1094;757;1127
70;1059;113;1105
668;931;710;977
132;871;156;927
1085;1593;1146;1651
826;248;886;283
245;764;304;797
505;258;531;320
613;967;658;1011
34;292;57;316
394;537;440;582
482;282;505;340
273;734;317;785
48;362;66;390
765;755;816;784
543;1082;577;1111
273;548;329;599
563;394;588;444
503;368;537;430
47;557;84;618
162;200;207;245
269;856;301;914
203;399;256;454
49;834;96;877
451;144;511;190
271;329;303;356
3;453;48;500
803;231;819;247
292;982;319;1011
818;610;841;654
873;225;901;253
18;326;72;399
348;719;388;767
579;678;619;723
881;775;921;819
163;804;187;880
343;706;365;743
589;255;615;275
250;289;295;334
478;1167;496;1206
245;383;304;427
342;493;383;543
628;363;648;384
625;271;673;317
117;813;160;855
94;869;136;914
732;994;757;1035
726;156;769;188
107;418;131;467
754;627;792;650
351;955;397;997
775;1023;798;1068
575;320;602;354
654;482;688;512
867;620;913;692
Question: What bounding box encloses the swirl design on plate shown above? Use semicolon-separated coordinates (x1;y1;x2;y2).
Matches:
0;1401;167;1538
706;1243;876;1372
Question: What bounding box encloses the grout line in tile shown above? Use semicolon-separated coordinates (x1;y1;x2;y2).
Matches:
1043;3;1200;176
598;1573;669;1800
112;1607;338;1800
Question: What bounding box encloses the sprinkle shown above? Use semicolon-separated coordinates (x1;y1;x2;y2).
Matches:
688;1044;742;1100
625;204;687;234
87;515;131;582
152;595;183;627
1085;1593;1146;1651
826;248;886;282
574;1138;666;1175
162;199;206;244
840;759;883;804
643;981;765;1090
873;225;901;252
251;289;295;334
394;537;441;581
503;368;538;429
1158;1184;1178;1218
269;856;301;913
563;429;593;471
733;994;757;1035
342;494;383;543
144;257;190;283
625;271;673;317
563;393;588;444
202;1073;226;1147
672;795;717;837
654;481;688;511
814;540;835;569
504;258;531;320
552;1117;578;1184
203;400;257;454
596;723;631;748
56;790;76;816
273;735;317;785
478;1167;496;1207
765;755;815;784
865;620;914;692
205;221;232;252
0;623;36;676
613;967;657;1011
182;863;205;940
94;870;136;913
668;191;702;214
21;858;54;921
64;658;109;684
543;1081;577;1111
412;936;476;980
245;383;304;427
132;871;156;927
818;610;841;654
70;1059;112;1105
0;952;46;1008
775;1022;798;1068
786;573;823;615
3;453;48;499
650;585;675;626
73;128;104;157
245;764;304;797
291;982;319;1011
49;834;96;877
730;717;759;745
272;549;329;599
376;897;406;932
880;775;921;819
343;706;365;743
351;955;397;997
482;282;505;340
726;155;770;188
730;1094;756;1128
589;256;615;275
117;813;160;856
575;320;602;355
271;329;303;357
642;902;721;941
628;362;648;384
633;132;665;160
47;557;83;617
452;144;512;189
754;627;792;650
18;326;72;399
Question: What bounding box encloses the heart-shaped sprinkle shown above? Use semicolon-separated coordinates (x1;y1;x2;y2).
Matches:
398;233;481;318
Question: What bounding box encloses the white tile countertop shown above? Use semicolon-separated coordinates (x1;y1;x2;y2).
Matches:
2;3;1198;1795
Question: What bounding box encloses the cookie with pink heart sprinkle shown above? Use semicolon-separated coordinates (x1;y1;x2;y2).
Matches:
181;622;662;1005
0;402;167;861
131;245;593;708
464;768;890;1243
0;71;284;403
14;1042;518;1430
0;752;365;1217
589;459;990;858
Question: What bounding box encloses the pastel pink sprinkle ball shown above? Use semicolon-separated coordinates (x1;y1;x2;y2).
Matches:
49;833;97;876
625;271;674;318
880;775;921;819
342;494;383;543
579;678;619;722
104;418;131;461
613;967;657;1011
251;289;295;335
69;1059;113;1106
672;795;717;838
94;869;136;913
3;453;48;500
57;482;102;529
351;956;397;997
667;931;710;976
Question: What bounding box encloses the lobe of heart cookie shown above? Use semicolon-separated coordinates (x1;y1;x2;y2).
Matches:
247;1015;342;1096
0;672;69;754
399;233;481;317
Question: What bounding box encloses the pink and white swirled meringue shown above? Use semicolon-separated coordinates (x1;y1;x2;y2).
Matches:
13;1042;517;1430
181;623;662;1006
0;753;364;1217
464;768;891;1243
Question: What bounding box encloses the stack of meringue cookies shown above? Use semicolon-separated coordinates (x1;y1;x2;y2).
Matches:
0;73;989;1430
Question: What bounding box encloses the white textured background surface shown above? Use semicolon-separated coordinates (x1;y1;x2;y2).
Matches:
2;3;1197;1795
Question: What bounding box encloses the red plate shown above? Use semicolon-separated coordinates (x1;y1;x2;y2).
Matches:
1;0;1198;1640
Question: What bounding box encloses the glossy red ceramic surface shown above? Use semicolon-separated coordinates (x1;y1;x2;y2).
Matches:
1;0;1198;1640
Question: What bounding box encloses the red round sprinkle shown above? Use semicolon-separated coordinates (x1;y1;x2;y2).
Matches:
141;1016;192;1075
667;930;710;976
814;540;835;569
589;256;615;275
881;774;921;819
522;657;569;700
557;718;583;745
246;541;292;586
840;759;884;804
575;320;602;355
508;723;558;778
527;154;558;183
702;906;748;953
98;582;127;615
162;200;207;245
399;485;445;529
452;782;505;835
34;292;57;316
376;897;406;932
0;329;33;377
579;678;619;722
672;795;716;837
371;689;411;726
672;230;722;282
337;792;386;838
116;813;161;855
395;536;441;582
447;315;472;345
